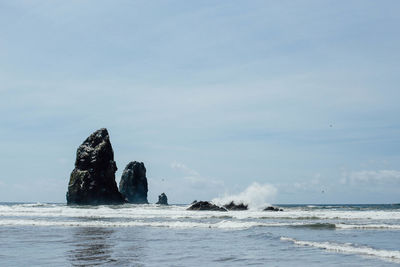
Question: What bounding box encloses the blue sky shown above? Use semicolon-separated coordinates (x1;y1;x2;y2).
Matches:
1;0;399;204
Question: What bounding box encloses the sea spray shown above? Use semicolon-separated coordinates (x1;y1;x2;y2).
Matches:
212;182;277;210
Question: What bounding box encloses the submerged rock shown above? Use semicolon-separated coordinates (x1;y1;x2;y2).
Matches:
156;193;168;205
223;201;248;211
119;161;148;204
263;206;283;211
187;201;227;211
66;128;125;205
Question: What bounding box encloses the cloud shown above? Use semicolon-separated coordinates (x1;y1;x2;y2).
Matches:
342;170;400;185
276;173;325;194
171;161;200;177
170;161;224;187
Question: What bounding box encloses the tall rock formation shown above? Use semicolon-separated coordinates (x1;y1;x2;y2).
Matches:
119;161;148;204
66;128;125;205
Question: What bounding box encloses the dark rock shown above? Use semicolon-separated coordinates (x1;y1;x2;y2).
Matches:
191;200;198;204
263;206;283;211
156;193;168;205
119;161;148;204
66;128;125;205
223;201;248;210
187;201;227;211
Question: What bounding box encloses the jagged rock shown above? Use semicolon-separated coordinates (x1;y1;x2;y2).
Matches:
187;201;227;211
119;161;148;204
263;206;283;211
66;128;125;205
156;193;168;205
223;201;248;210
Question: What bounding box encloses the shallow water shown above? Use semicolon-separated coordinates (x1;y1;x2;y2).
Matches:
0;203;399;266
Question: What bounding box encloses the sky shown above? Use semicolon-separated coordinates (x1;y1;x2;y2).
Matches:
0;0;399;204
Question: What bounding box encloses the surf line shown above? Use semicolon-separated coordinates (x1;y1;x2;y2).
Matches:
280;236;400;263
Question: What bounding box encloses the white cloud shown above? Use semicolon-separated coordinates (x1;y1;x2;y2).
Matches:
342;170;400;185
277;173;325;193
170;161;224;187
171;161;200;177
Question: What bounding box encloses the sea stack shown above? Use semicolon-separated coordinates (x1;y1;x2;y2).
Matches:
66;128;125;205
119;161;149;204
156;193;168;205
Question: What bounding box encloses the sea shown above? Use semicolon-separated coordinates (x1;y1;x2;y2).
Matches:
0;202;399;266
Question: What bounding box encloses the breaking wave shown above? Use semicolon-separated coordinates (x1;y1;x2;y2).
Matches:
335;223;400;230
1;203;400;222
0;219;281;229
281;237;400;262
1;217;398;231
211;182;277;210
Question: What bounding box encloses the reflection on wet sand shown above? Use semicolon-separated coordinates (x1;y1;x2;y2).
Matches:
67;225;148;266
67;227;116;266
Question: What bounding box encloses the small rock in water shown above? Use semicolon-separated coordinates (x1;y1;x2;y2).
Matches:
263;206;283;211
156;193;168;205
223;201;248;210
119;161;149;204
187;201;227;211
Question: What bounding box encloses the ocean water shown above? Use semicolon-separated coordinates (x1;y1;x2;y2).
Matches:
0;203;399;266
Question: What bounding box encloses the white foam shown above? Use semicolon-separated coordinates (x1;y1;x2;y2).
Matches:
336;223;400;230
281;237;400;262
1;204;400;222
4;217;394;231
212;182;277;210
0;218;287;230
